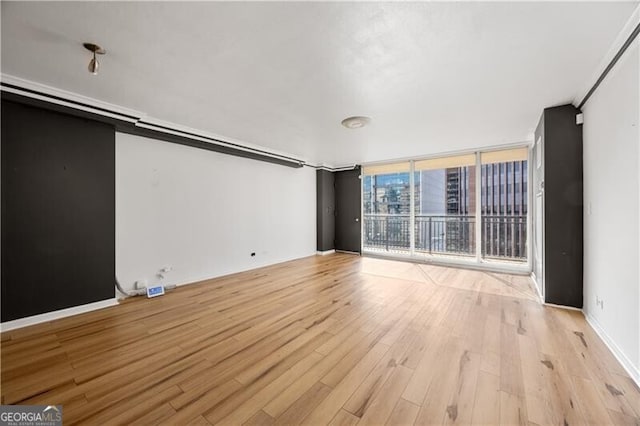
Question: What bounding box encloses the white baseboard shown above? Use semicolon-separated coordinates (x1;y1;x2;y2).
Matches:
316;249;336;256
0;298;119;332
124;252;319;292
544;302;582;311
584;312;640;387
530;272;544;303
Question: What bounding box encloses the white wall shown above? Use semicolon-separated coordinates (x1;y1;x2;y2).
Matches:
582;41;640;380
116;133;317;292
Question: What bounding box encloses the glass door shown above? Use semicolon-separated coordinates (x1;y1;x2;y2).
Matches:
413;154;477;258
361;147;530;271
362;162;412;255
480;148;529;264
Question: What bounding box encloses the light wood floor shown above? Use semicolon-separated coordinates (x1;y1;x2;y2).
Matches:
1;254;639;425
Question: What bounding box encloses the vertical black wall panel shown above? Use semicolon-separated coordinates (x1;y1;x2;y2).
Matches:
1;100;115;321
536;104;583;308
316;170;335;252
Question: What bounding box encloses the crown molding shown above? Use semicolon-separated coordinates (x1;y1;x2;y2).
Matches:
574;4;640;108
1;74;308;168
136;117;305;164
1;74;144;119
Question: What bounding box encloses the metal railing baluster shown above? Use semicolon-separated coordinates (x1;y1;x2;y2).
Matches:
363;213;527;261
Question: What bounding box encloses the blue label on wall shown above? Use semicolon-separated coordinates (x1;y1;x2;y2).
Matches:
147;285;165;298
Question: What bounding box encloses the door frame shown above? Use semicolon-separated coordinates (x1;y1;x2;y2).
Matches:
532;136;545;300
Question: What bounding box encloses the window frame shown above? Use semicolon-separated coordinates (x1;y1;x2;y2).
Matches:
360;144;533;275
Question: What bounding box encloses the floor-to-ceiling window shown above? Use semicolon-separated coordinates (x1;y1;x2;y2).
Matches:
480;148;528;262
362;162;412;253
362;147;529;270
413;154;477;258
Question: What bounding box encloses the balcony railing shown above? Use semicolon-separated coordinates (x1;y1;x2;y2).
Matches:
481;215;527;260
363;214;412;252
363;214;526;261
415;215;475;255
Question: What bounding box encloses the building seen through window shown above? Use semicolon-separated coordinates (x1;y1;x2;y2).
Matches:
363;149;528;262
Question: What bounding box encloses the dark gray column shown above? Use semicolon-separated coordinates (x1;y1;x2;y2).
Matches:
536;104;584;308
2;99;116;321
316;170;335;252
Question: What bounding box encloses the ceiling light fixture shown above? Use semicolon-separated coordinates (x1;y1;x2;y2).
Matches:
83;43;106;75
341;116;371;129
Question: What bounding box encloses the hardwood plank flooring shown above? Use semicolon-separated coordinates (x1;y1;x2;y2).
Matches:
1;253;639;425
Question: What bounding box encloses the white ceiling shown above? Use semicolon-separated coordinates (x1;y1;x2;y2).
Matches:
1;1;637;166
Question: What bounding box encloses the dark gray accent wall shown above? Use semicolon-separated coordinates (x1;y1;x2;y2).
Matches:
535;104;584;308
1;100;116;321
316;170;335;252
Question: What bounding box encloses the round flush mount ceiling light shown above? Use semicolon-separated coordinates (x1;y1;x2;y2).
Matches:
341;116;371;129
83;43;106;75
